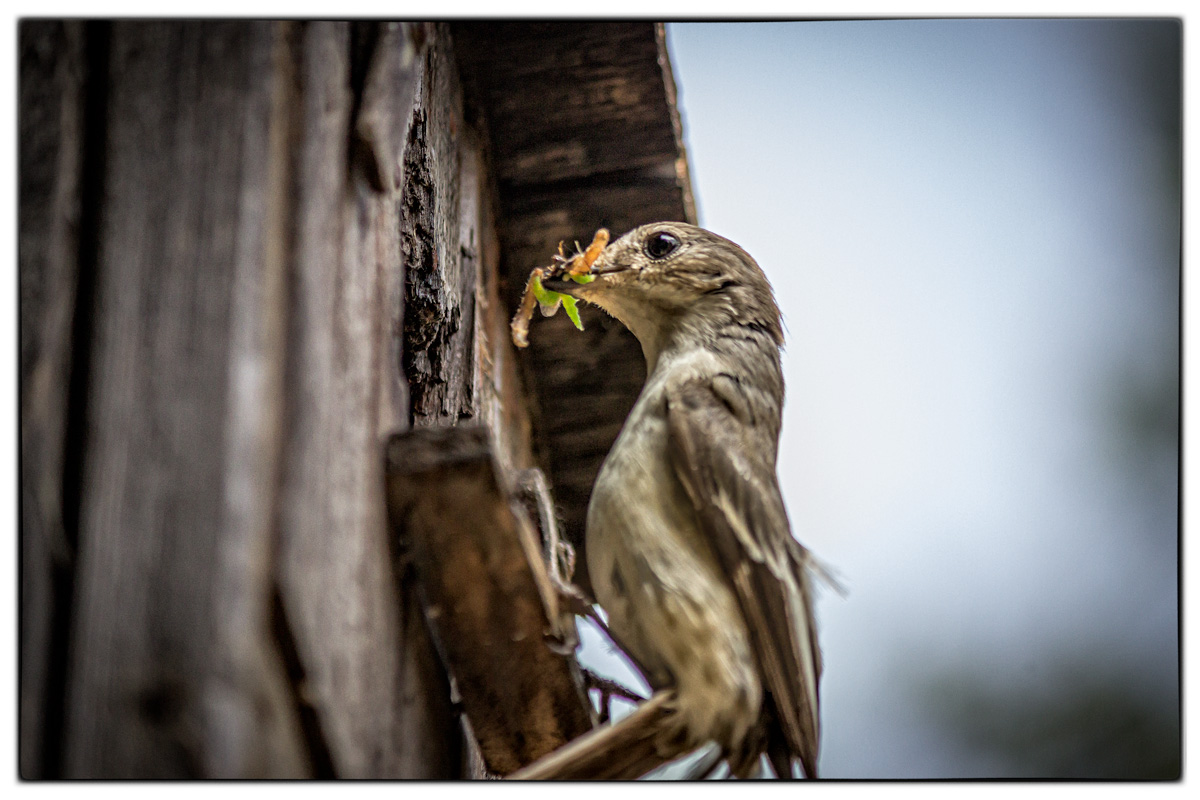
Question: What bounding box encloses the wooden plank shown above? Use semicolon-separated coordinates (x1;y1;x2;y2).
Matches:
466;119;538;482
62;21;308;777
386;46;605;757
18;20;87;779
203;24;309;778
386;425;595;777
32;20;664;779
451;22;696;594
273;22;461;778
401;27;477;426
354;22;424;195
454;22;681;187
359;22;423;462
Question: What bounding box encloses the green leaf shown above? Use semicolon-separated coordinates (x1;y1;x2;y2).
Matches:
531;274;555;304
529;273;585;329
570;273;596;284
561;296;584;330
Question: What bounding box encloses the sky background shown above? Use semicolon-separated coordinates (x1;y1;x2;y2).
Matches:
578;19;1180;779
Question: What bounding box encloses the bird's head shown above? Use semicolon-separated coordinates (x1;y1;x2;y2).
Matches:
545;222;783;368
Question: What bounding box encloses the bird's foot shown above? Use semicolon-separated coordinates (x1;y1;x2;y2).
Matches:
550;573;595;619
545;570;657;692
541;572;592;656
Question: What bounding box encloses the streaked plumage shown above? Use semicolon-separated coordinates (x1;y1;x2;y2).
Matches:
545;222;823;779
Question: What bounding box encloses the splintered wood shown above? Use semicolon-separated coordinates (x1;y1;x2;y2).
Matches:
510;228;609;348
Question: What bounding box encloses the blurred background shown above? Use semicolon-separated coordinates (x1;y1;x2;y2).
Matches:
578;18;1180;779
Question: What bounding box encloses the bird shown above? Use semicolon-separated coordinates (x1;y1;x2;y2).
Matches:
539;222;824;779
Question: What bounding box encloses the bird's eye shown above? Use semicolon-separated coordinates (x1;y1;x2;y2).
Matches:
644;231;681;260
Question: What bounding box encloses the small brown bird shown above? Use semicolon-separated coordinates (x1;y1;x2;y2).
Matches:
542;222;823;779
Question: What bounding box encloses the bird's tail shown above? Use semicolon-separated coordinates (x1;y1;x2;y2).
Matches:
509;691;689;780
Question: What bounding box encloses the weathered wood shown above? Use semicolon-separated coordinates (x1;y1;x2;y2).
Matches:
353;23;425;194
22;20;694;779
18;20;87;779
272;22;460;778
467;123;538;480
402;30;477;427
373;34;599;774
49;20;464;779
62;21;308;777
203;24;309;778
454;22;686;188
452;22;696;592
386;425;595;777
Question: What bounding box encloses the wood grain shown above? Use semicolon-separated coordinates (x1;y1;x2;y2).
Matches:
272;22;460;778
386;425;595;776
18;20;87;779
22;20;692;778
452;22;696;592
454;22;683;187
62;21;308;777
51;21;461;778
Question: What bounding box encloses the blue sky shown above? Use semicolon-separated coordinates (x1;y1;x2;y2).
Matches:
580;19;1180;778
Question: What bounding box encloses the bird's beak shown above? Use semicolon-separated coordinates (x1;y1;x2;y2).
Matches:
542;248;626;296
539;275;584;296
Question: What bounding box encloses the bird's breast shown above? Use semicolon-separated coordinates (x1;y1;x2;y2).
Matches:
584;375;762;750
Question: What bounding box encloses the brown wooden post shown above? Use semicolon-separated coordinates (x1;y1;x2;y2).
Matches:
21;20;694;779
19;20;469;779
19;20;88;780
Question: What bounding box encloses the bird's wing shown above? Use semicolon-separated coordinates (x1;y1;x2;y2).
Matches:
665;374;821;778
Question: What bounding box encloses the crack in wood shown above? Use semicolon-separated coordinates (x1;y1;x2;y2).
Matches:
29;20;108;779
271;588;337;778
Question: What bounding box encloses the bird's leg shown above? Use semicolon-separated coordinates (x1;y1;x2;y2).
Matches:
512;468;656;686
513;468;571;584
514;468;584;655
548;572;654;680
568;593;656;685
